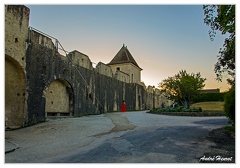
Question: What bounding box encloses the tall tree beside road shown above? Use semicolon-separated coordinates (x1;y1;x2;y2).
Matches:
203;5;235;86
204;5;235;125
158;70;206;108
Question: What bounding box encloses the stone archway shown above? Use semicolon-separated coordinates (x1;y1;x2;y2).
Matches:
44;79;74;117
5;55;26;129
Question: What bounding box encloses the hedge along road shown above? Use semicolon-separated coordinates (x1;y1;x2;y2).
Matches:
5;111;229;163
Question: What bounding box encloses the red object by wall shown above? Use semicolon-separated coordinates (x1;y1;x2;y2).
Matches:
121;101;126;112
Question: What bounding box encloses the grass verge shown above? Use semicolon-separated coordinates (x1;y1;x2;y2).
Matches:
191;101;224;112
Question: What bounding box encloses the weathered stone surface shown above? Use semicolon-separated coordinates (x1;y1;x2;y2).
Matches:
5;5;165;128
5;5;29;128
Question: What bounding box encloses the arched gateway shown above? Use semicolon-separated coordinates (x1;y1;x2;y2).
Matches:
5;56;26;129
44;79;74;117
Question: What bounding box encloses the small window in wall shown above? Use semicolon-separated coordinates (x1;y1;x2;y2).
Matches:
117;67;120;71
132;74;134;83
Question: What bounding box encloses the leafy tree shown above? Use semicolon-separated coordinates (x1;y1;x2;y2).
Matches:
158;70;206;108
224;86;235;125
203;5;235;85
203;5;235;125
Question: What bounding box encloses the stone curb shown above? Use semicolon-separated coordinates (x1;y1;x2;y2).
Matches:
5;140;19;154
147;111;226;117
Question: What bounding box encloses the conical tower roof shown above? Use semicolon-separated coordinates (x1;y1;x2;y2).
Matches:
108;44;142;70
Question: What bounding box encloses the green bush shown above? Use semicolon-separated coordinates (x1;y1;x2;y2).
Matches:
176;106;184;112
193;92;225;103
169;107;176;112
151;106;201;112
224;86;235;125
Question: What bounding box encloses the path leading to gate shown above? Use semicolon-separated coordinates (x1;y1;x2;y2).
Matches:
5;111;229;163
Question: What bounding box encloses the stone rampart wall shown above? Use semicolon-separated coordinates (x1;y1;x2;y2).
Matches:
5;5;166;128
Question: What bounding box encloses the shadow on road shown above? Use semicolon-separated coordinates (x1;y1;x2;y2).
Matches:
194;118;229;125
51;125;226;163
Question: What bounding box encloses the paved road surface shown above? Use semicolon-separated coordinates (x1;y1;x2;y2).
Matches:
5;111;229;163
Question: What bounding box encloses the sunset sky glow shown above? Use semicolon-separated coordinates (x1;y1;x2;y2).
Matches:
25;4;232;92
1;0;234;93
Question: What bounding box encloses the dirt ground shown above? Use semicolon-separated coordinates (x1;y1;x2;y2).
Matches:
200;127;235;163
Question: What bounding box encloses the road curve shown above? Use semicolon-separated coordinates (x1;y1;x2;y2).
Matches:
5;111;229;163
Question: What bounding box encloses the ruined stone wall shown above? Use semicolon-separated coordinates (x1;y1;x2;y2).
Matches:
5;5;29;128
146;86;154;109
154;89;162;108
5;5;29;66
25;29;147;125
5;5;164;128
68;50;93;70
145;86;171;109
95;62;113;78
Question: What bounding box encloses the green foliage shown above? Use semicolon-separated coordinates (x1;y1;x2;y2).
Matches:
192;92;225;103
224;86;235;125
224;125;235;133
176;106;184;112
203;5;235;40
203;5;235;85
151;106;201;113
158;70;206;108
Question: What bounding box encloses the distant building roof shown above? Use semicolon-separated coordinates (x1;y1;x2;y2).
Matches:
200;88;220;93
108;44;142;70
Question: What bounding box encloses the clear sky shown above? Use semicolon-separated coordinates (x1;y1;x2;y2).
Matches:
4;3;229;92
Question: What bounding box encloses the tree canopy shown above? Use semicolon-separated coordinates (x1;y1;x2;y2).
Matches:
158;70;206;108
203;5;235;86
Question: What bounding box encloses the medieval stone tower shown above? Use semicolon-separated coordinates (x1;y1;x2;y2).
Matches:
108;44;142;84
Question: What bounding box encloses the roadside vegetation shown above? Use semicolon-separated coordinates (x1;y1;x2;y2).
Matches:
224;125;235;135
190;101;224;112
158;70;206;109
203;5;235;126
149;101;225;116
